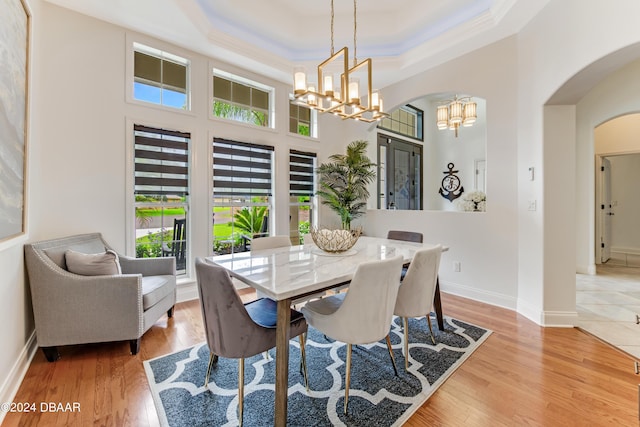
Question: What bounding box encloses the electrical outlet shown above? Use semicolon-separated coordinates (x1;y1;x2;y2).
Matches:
453;261;461;272
528;200;537;211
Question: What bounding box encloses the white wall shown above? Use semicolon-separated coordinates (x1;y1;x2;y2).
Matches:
594;116;640;258
575;60;640;275
606;154;640;253
6;0;640;415
518;0;640;324
0;0;350;412
365;36;520;310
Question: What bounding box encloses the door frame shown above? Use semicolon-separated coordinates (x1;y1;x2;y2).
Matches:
377;133;423;210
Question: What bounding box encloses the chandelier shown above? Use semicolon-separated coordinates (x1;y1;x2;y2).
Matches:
436;96;477;137
293;0;388;123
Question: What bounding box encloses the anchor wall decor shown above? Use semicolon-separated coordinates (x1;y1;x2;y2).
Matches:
439;162;464;202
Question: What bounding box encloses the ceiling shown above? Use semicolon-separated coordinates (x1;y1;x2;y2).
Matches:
45;0;549;88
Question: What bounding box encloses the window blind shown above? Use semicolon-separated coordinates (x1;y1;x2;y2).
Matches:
212;138;274;198
134;124;190;197
289;150;316;197
134;51;187;93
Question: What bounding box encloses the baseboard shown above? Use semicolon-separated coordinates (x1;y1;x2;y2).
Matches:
440;280;517;311
576;264;596;275
176;280;198;303
516;297;543;325
0;331;38;426
541;310;578;327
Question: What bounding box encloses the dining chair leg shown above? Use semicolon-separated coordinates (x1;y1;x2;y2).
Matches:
204;353;218;388
402;317;409;371
344;343;352;415
238;358;245;427
426;314;436;345
385;335;399;376
299;333;309;391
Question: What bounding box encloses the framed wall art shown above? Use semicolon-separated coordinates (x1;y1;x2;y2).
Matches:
0;0;30;242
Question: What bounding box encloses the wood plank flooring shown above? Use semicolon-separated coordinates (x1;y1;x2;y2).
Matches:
3;291;639;426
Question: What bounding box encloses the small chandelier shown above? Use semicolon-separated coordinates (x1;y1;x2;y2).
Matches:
293;0;388;123
436;96;477;137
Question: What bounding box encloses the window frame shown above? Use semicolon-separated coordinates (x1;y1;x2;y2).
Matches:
129;123;191;276
289;150;317;244
211;137;275;255
377;104;424;141
128;40;192;112
288;97;318;139
210;69;276;129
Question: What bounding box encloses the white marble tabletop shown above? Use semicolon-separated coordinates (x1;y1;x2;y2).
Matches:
209;236;442;301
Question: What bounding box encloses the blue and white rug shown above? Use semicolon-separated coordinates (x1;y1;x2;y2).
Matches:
144;315;490;426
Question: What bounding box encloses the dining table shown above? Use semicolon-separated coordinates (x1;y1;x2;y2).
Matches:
209;235;446;426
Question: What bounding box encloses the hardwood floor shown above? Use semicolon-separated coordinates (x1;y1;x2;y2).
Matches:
3;291;639;426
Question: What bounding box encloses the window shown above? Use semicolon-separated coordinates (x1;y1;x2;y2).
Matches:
133;125;190;274
212;138;274;254
289;101;316;137
289;150;316;244
212;70;273;128
378;105;423;141
377;133;423;210
133;43;189;110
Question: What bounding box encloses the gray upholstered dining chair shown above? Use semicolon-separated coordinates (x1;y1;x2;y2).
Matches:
393;245;443;370
195;258;309;426
300;255;404;414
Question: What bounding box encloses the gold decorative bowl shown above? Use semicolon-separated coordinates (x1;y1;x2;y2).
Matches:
310;227;361;253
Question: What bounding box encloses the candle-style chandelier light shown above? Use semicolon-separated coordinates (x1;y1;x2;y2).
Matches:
436;96;477;137
293;0;388;123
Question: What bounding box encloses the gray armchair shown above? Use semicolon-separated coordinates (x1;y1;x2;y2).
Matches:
24;233;177;361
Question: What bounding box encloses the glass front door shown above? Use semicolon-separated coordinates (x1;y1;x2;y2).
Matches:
377;134;422;210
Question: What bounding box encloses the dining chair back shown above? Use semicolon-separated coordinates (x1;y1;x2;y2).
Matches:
393;245;442;369
324;255;405;344
195;258;308;425
301;255;404;414
250;235;292;251
386;230;423;243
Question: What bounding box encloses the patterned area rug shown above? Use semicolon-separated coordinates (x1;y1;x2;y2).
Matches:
144;315;490;427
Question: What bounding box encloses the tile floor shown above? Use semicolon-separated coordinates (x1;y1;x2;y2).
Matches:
576;263;640;359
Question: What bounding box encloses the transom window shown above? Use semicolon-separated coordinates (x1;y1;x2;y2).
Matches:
289;100;316;137
133;124;190;274
133;43;189;110
212;70;273;128
378;105;423;141
212;138;274;254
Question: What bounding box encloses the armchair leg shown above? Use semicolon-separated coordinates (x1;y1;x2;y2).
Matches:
167;306;175;318
130;338;141;355
344;343;352;415
42;346;60;362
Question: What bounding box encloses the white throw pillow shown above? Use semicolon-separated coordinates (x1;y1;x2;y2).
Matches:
65;249;122;276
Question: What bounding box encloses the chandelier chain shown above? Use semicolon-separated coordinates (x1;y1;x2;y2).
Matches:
353;0;357;66
330;0;334;55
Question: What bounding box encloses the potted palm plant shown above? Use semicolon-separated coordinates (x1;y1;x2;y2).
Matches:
312;140;376;252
